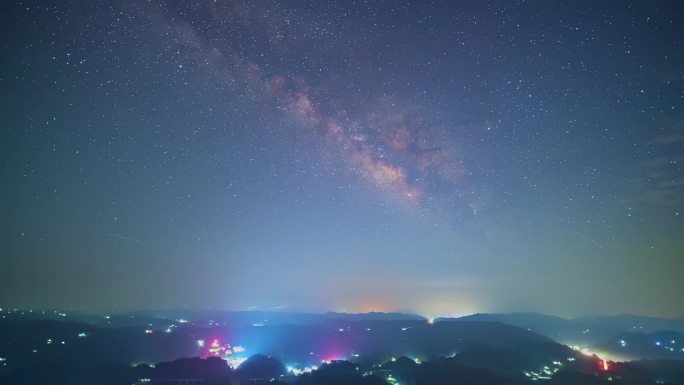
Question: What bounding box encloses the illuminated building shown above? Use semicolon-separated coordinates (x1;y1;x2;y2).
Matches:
204;338;248;369
601;359;609;371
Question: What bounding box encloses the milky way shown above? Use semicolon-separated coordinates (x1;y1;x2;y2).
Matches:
158;1;471;209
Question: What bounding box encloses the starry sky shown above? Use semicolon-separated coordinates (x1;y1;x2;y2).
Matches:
1;0;683;317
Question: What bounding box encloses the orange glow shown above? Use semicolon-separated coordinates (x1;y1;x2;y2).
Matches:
345;299;393;313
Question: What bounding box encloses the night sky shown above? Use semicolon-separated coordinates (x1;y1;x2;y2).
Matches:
1;0;682;318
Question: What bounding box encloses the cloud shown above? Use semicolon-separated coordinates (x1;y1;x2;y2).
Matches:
655;118;684;145
655;132;684;145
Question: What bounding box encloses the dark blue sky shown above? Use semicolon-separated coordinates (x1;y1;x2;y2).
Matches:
1;0;682;317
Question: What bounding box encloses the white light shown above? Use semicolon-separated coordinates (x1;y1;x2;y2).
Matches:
226;356;247;369
197;339;205;347
287;366;317;376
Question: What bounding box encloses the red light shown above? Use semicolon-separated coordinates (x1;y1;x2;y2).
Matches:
601;359;609;371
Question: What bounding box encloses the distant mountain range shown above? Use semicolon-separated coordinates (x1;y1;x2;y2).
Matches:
2;309;683;361
2;309;684;385
439;312;684;361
